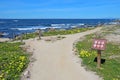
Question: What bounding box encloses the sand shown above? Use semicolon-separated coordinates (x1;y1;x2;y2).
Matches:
24;27;102;80
0;38;10;42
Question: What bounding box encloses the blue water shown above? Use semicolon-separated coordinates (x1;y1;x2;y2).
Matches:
0;19;113;38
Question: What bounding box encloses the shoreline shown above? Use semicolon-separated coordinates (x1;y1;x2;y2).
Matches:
0;24;117;42
0;26;96;39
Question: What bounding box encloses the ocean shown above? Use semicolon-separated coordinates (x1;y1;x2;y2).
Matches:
0;19;113;38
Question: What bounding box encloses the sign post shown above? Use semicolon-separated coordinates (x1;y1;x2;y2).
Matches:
97;50;101;68
92;39;107;68
20;33;23;43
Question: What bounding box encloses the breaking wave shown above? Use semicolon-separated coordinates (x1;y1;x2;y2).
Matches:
11;26;61;31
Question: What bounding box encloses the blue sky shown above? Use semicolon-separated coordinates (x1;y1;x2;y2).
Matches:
0;0;120;19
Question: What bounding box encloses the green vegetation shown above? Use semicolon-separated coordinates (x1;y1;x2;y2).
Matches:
43;28;93;36
0;42;29;80
18;27;94;40
15;33;36;40
76;33;120;80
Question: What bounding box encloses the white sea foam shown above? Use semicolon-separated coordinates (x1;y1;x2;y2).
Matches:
78;23;84;25
13;20;19;22
71;26;77;28
51;24;66;26
11;27;39;30
11;26;61;31
10;23;85;31
2;33;9;35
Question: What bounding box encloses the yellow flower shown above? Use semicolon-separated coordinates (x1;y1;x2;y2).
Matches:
80;49;91;58
112;78;119;80
0;73;4;78
19;56;25;61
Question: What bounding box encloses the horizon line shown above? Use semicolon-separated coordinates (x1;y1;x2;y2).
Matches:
0;18;119;19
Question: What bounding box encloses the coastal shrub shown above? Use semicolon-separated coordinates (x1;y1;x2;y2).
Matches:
15;33;36;40
43;28;93;36
17;27;94;40
0;42;29;80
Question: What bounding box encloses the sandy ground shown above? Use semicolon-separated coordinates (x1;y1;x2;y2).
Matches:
0;38;10;42
105;28;120;44
24;27;102;80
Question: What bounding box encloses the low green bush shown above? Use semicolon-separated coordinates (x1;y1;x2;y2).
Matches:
0;42;29;80
17;27;94;40
43;28;93;36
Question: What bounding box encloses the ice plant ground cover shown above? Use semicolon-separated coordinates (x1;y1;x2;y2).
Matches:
0;42;29;80
17;27;94;40
76;27;120;80
43;27;93;36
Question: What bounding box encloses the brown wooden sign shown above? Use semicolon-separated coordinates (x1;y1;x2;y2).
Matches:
92;39;107;50
92;39;107;68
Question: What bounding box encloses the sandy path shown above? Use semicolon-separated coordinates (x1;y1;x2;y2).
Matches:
25;27;102;80
0;38;10;42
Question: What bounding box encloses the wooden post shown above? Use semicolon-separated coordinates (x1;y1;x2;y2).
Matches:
20;34;23;42
25;32;27;39
97;50;101;68
38;29;41;40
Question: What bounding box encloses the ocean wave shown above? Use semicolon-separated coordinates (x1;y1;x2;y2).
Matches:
51;24;66;26
13;20;19;22
51;23;84;26
11;26;61;31
11;28;37;30
3;33;9;35
0;32;9;36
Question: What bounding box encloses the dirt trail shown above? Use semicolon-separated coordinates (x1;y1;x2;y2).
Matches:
25;27;102;80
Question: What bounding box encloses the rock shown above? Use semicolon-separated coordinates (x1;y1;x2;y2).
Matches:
23;70;30;79
0;32;4;37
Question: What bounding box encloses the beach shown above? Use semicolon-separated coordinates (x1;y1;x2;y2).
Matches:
23;27;102;80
